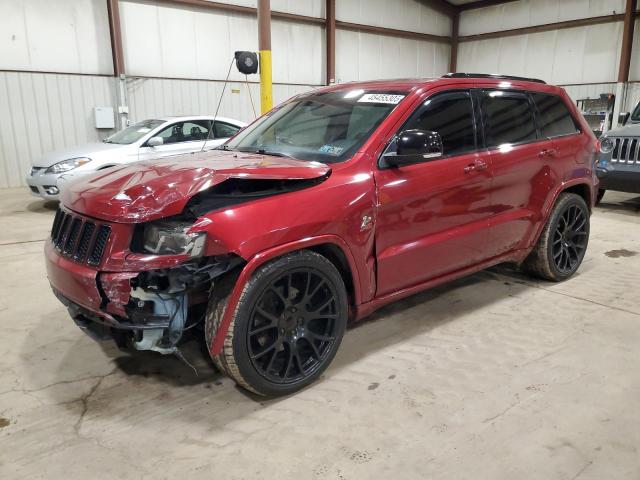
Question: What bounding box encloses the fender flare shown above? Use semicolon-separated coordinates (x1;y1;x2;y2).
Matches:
531;178;594;248
209;234;361;355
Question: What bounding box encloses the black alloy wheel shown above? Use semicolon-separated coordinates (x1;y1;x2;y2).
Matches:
206;250;348;396
248;269;340;384
523;192;590;281
551;203;588;274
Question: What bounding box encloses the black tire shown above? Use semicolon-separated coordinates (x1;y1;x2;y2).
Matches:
205;250;348;396
596;188;606;205
523;193;590;281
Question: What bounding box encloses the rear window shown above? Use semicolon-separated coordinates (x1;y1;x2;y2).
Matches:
532;93;580;138
480;91;537;147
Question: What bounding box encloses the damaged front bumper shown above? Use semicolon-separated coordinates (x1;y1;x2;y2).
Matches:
45;238;241;354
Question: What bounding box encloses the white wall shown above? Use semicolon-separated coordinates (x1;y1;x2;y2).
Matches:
119;1;325;85
459;0;626;37
335;30;450;83
125;77;313;123
0;0;113;75
337;0;452;36
0;71;116;188
457;0;640;91
334;0;452;83
458;22;624;85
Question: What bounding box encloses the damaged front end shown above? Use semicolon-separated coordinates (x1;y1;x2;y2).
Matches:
46;152;332;356
54;254;242;354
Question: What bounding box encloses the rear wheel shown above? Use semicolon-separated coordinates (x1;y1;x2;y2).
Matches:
205;250;348;396
523;193;590;281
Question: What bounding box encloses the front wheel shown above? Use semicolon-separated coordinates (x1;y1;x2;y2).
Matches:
523;193;590;281
205;250;348;396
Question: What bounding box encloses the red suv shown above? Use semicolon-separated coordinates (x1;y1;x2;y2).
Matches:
46;74;598;396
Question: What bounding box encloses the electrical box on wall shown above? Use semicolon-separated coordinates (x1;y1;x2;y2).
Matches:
94;107;115;129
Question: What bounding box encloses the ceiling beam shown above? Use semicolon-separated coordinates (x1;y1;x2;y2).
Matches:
459;0;520;11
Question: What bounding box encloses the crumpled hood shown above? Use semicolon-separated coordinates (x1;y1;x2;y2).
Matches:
32;142;125;167
61;150;331;223
605;122;640;137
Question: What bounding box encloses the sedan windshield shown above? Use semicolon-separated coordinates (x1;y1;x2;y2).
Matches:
631;102;640;123
104;119;165;145
224;90;407;163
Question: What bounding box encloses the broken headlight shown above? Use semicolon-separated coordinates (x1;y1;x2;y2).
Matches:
143;220;206;257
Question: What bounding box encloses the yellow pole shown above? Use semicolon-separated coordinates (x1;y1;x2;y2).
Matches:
258;0;273;114
259;50;272;113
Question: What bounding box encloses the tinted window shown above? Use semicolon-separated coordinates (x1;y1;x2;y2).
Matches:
214;121;240;138
532;93;579;137
155;120;211;144
403;91;476;156
481;92;536;147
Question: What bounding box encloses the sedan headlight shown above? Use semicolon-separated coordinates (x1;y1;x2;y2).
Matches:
600;137;615;154
45;157;92;174
143;220;206;257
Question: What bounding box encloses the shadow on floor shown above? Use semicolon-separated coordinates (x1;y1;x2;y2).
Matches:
26;264;536;424
596;193;640;216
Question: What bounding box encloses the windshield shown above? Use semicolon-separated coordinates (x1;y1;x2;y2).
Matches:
631;101;640;122
104;119;165;145
224;90;407;162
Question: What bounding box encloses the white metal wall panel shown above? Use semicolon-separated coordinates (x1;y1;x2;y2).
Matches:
125;77;312;124
458;22;623;84
120;1;324;85
204;0;325;18
0;72;115;188
336;0;451;36
335;29;450;83
460;0;625;36
0;0;113;75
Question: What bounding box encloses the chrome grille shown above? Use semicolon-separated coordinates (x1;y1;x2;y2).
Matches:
50;209;111;266
611;137;640;164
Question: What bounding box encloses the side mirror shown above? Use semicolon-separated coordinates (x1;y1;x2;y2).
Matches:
384;129;443;167
147;136;163;147
620;112;631;126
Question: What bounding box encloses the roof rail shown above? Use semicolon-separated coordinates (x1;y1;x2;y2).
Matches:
442;73;547;84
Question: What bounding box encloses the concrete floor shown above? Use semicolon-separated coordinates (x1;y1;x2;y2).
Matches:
1;187;639;480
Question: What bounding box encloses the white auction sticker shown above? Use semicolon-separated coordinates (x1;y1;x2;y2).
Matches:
357;93;405;104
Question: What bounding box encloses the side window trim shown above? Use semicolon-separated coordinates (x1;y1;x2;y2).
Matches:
377;89;479;168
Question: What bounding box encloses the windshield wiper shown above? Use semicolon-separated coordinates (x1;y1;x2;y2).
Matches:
255;148;293;158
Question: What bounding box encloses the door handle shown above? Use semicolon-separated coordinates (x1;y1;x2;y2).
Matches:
539;149;558;158
464;161;488;173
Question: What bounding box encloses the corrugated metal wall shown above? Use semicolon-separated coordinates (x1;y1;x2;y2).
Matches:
0;0;113;75
459;0;626;37
458;22;624;85
119;1;325;85
125;77;313;123
0;71;115;188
